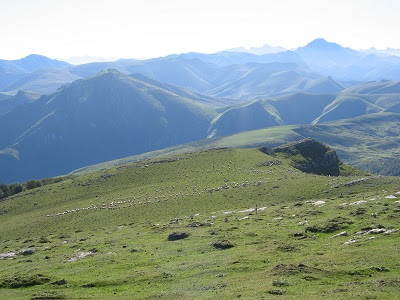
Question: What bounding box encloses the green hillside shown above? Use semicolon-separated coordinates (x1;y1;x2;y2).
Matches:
208;101;283;138
1;145;399;299
312;95;382;124
204;63;340;100
0;70;217;183
73;113;400;177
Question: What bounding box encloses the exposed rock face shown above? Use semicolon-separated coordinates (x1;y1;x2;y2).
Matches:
272;138;340;176
259;147;276;156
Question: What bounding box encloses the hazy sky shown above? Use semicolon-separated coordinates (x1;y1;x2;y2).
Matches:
0;0;399;60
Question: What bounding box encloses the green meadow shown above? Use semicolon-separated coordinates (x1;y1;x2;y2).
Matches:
0;148;399;299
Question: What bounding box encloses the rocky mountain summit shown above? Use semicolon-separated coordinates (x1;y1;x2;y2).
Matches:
261;138;340;175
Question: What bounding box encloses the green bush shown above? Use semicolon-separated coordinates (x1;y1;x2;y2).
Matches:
10;183;23;195
25;180;42;190
0;184;10;197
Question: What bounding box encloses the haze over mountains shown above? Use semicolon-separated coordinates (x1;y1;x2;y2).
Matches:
1;38;400;182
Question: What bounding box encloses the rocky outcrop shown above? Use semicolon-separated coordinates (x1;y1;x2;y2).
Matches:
272;138;340;176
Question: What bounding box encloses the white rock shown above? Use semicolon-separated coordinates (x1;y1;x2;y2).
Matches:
238;208;255;213
331;231;348;238
0;251;16;260
344;239;358;245
68;251;95;262
350;200;367;205
383;229;398;234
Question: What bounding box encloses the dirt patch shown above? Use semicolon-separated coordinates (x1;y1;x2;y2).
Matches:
272;263;322;275
306;217;353;233
212;240;234;250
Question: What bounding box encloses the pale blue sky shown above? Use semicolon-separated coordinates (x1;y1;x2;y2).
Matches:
0;0;399;60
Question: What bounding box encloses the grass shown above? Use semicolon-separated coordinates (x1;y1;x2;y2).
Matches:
0;148;399;299
71;112;400;177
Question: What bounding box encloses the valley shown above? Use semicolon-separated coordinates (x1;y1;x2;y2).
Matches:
0;16;400;298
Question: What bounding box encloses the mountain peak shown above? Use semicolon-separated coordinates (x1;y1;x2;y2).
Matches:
305;38;342;50
23;54;48;59
18;54;61;63
10;54;71;73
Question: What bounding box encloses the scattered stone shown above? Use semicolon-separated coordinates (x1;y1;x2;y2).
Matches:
257;160;281;167
385;195;397;199
355;227;396;235
302;275;318;281
51;279;67;285
277;244;298;252
343;239;358;245
297;221;308;226
268;289;285;295
38;237;50;243
68;251;95;262
187;221;210;227
368;229;387;234
293;232;308;239
167;232;189;241
272;263;321;275
0;251;17;260
350;200;368;206
20;249;35;256
212;240;234;250
371;266;390;272
352;208;367;215
306;217;352;233
383;229;398;235
330;231;348;238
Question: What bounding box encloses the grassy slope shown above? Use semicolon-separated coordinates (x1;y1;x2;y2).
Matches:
73;112;400;176
0;148;399;299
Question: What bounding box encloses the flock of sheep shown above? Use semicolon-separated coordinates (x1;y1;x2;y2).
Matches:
46;160;291;218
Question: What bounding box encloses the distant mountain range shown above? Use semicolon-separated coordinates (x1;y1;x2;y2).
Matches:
2;39;400;96
0;54;71;90
208;80;400;137
226;44;286;55
1;38;400;182
0;70;218;182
